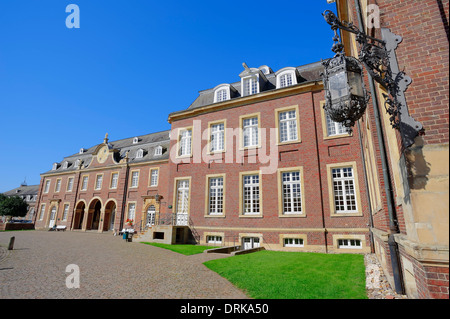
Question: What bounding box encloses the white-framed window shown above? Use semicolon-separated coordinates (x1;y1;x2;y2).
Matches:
213;84;231;103
243;76;259;96
215;89;228;102
207;235;222;244
131;171;139;188
136;149;144;159
332;167;358;212
44;180;50;193
55;179;61;193
110;173;119;189
63;161;69;169
338;239;362;249
276;68;298;89
81;176;88;191
95;175;103;190
52;163;58;171
243;174;260;215
154;146;162;156
243;117;259;148
210;123;225;152
39;204;46;220
179;129;192;156
133;137;139;144
279;110;298;142
279;73;293;88
175;179;190;225
326;114;347;136
282;171;302;214
284;238;304;247
62;204;69;221
79;148;85;154
208;177;224;215
128;203;136;220
150;169;159;186
67;177;74;192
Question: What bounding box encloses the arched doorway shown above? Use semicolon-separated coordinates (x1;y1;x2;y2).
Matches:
88;199;102;230
73;201;85;230
104;200;116;231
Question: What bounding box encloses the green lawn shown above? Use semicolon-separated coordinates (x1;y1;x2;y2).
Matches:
141;242;210;255
203;250;367;299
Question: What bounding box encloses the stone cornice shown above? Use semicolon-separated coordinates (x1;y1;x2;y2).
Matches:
168;81;323;123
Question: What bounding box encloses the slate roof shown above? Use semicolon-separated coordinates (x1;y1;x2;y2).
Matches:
42;130;171;175
183;61;324;112
3;185;39;197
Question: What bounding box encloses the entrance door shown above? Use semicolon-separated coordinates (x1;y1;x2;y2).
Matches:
243;237;260;250
49;206;57;228
146;205;155;227
175;179;189;226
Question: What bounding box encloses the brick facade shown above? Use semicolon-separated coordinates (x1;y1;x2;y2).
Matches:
167;79;371;253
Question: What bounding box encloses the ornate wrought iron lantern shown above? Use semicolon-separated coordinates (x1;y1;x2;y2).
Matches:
321;10;423;147
322;52;368;133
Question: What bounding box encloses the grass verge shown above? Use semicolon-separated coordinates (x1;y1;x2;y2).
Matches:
141;242;210;255
203;250;367;299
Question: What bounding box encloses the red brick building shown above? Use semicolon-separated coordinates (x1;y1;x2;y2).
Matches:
35;131;170;234
35;61;373;254
165;62;372;253
330;0;448;299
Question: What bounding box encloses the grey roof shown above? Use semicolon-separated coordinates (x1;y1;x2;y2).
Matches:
183;61;324;112
3;185;39;197
42;130;171;175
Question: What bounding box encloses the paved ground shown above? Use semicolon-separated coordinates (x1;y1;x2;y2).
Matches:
0;230;248;299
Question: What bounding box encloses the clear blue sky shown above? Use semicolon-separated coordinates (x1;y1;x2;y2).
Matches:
0;0;337;192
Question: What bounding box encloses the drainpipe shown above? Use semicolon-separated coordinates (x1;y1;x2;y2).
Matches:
353;0;405;294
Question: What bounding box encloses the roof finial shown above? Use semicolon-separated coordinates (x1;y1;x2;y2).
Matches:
104;133;109;144
242;62;249;71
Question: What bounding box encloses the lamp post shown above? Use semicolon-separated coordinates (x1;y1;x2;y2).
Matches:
321;10;423;148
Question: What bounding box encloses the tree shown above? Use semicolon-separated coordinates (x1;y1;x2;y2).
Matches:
0;195;29;220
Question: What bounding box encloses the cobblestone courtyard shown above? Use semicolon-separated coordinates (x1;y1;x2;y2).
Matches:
0;230;248;299
0;230;405;299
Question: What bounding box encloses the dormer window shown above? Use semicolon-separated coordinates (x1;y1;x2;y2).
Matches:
258;65;272;75
63;161;69;169
276;68;298;89
213;84;232;103
133;137;139;144
239;63;266;97
52;163;58;170
75;159;81;168
79;148;85;154
279;73;293;87
243;76;259;96
136;148;144;159
154;146;163;156
216;89;228;102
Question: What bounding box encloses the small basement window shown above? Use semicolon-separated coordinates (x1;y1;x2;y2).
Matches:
283;238;304;247
153;232;165;240
338;239;362;249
